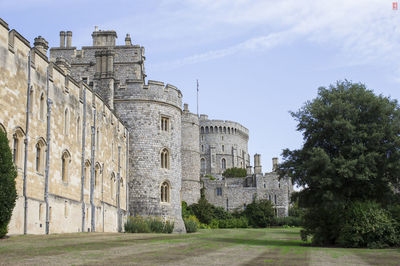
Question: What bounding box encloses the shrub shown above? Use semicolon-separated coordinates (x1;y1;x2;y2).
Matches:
0;130;17;238
243;199;275;227
184;215;199;233
187;197;232;224
209;217;248;229
124;216;174;234
204;174;216;180
222;168;247;178
336;201;399;248
272;216;302;227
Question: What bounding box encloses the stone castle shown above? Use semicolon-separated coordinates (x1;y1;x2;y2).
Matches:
0;18;292;234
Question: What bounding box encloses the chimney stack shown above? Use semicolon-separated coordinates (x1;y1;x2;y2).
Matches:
183;103;189;112
60;31;65;48
66;31;72;48
254;154;262;174
272;157;278;172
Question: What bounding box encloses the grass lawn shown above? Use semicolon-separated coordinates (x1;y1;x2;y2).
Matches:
1;228;399;265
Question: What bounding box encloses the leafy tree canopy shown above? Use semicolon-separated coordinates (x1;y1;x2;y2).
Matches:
278;81;400;246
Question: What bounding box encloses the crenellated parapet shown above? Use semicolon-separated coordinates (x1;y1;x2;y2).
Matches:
199;116;249;140
114;80;182;111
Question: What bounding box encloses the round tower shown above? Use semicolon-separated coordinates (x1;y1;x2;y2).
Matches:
181;103;201;205
199;116;249;176
114;80;185;233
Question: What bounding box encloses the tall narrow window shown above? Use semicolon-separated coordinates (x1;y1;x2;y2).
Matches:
64;108;69;135
200;127;204;134
222;145;224;152
161;148;169;169
110;173;115;200
201;158;206;171
216;187;222;196
39;93;45;120
95;163;101;188
76;117;81;144
36;143;41;172
201;145;204;152
84;160;90;189
274;194;277;205
96;127;100;150
29;88;34;113
161;116;169;131
160;182;170;203
13;128;24;167
61;150;70;182
205;127;209;134
39;203;43;221
221;158;226;170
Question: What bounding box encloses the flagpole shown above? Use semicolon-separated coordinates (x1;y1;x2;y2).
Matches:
197;79;199;116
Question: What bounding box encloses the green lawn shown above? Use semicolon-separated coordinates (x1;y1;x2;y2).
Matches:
0;228;399;265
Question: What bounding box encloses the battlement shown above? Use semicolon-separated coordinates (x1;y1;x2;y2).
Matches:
182;103;199;124
199;116;249;138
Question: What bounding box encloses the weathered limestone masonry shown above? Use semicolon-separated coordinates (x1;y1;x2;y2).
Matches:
0;19;128;234
199;115;250;176
203;155;293;217
181;104;201;205
50;28;185;232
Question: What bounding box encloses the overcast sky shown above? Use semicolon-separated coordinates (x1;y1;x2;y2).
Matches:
2;0;400;171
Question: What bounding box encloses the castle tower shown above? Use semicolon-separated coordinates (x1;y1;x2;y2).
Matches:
199;115;250;176
181;104;201;205
50;28;185;233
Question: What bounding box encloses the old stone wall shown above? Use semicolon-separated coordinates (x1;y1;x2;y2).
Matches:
199;115;250;176
181;104;201;205
0;19;128;234
202;171;293;217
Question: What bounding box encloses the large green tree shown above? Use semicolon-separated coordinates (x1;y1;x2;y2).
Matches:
0;129;17;238
278;81;400;246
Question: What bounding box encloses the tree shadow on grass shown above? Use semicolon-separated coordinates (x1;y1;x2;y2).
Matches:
208;237;306;248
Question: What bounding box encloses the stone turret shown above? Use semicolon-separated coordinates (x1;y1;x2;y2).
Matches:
272;157;278;172
254;154;262;174
125;34;132;45
34;36;48;55
181;103;201;205
92;29;117;46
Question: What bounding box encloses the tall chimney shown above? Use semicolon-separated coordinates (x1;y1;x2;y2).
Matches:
66;31;72;48
272;157;278;172
183;103;189;112
60;31;65;48
254;154;262;174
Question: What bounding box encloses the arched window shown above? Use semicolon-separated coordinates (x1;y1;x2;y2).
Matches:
61;150;71;183
214;126;217;133
0;123;5;134
201;158;206;171
210;127;213;133
76;117;81;144
205;126;209;134
222;145;224;152
221;158;226;170
200;127;204;134
240;161;243;168
13;127;24;168
39;93;45;120
84;160;91;189
161;148;169;169
223;127;226;133
228;127;231;134
219;126;222;133
160;181;170;203
35;139;46;173
64;108;69;135
95;163;101;187
110;172;115;200
201;145;204;152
